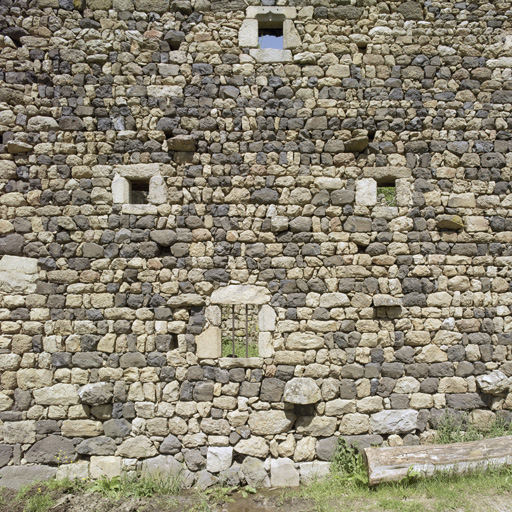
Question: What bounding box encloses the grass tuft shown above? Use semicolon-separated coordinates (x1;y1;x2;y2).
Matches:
87;470;182;500
434;412;512;444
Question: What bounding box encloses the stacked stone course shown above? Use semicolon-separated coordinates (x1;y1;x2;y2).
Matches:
0;0;512;488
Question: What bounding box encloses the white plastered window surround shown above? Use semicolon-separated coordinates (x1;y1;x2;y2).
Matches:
197;285;276;360
239;6;301;63
112;163;168;215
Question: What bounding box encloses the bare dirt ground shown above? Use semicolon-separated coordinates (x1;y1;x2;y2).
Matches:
2;479;512;512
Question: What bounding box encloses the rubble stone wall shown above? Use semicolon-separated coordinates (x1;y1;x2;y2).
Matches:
1;0;512;488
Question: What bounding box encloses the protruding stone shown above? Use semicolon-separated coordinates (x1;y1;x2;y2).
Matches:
437;215;464;230
476;371;510;396
283;378;321;404
370;410;418;435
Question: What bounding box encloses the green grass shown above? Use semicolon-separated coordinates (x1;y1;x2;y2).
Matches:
434;412;512;444
289;423;512;512
222;336;259;358
87;470;182;499
377;186;397;206
293;463;512;512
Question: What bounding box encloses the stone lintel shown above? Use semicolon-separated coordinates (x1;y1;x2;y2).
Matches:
363;167;412;181
210;285;270;305
246;6;297;19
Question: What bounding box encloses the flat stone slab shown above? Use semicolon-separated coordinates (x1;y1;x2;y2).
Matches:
0;465;57;489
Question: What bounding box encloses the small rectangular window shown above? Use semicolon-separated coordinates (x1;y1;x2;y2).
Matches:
221;304;259;357
130;180;149;204
377;182;396;207
259;26;284;50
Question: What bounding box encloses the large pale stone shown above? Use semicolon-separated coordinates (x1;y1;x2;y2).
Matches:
134;0;169;12
116;164;160;179
206;447;232;473
294;437;316;462
283;19;301;49
258;305;276;331
0;354;21;371
476;371;510;396
27;116;58;131
248;411;296;435
438;377;468;394
427;292;452;307
296;416;337;436
241;456;269;488
238;19;258;47
373;295;402;307
142;455;182;478
370;410;418;435
340;413;369;435
56;461;89;481
447;193;476;208
0;255;38;294
234;437;269;458
17;369;52;389
299;461;330;485
112;174;129;203
147;85;183;97
210;285;270;305
393;377;420;394
286;332;324;350
319;293;350;308
90;456;122;479
270;458;299;487
117;436;158;458
148;175;167;204
249;49;293;63
355;178;377;206
196;327;221;359
325;399;356;416
283;378;321;404
62;420;103;437
0;393;13;411
3;421;36;444
33;384;80;406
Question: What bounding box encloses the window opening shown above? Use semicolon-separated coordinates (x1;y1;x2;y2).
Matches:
377;181;396;207
221;304;259;357
259;27;284;50
130;180;150;204
257;13;285;50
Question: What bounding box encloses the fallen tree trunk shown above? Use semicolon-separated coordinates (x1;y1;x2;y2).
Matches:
363;435;512;486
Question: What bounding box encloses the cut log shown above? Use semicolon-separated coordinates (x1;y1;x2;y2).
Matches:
363;435;512;486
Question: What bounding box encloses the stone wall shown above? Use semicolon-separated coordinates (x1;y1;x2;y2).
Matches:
0;0;512;488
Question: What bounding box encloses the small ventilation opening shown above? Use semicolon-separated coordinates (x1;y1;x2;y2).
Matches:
257;13;285;50
259;27;283;49
377;180;397;207
130;180;150;204
221;304;259;357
